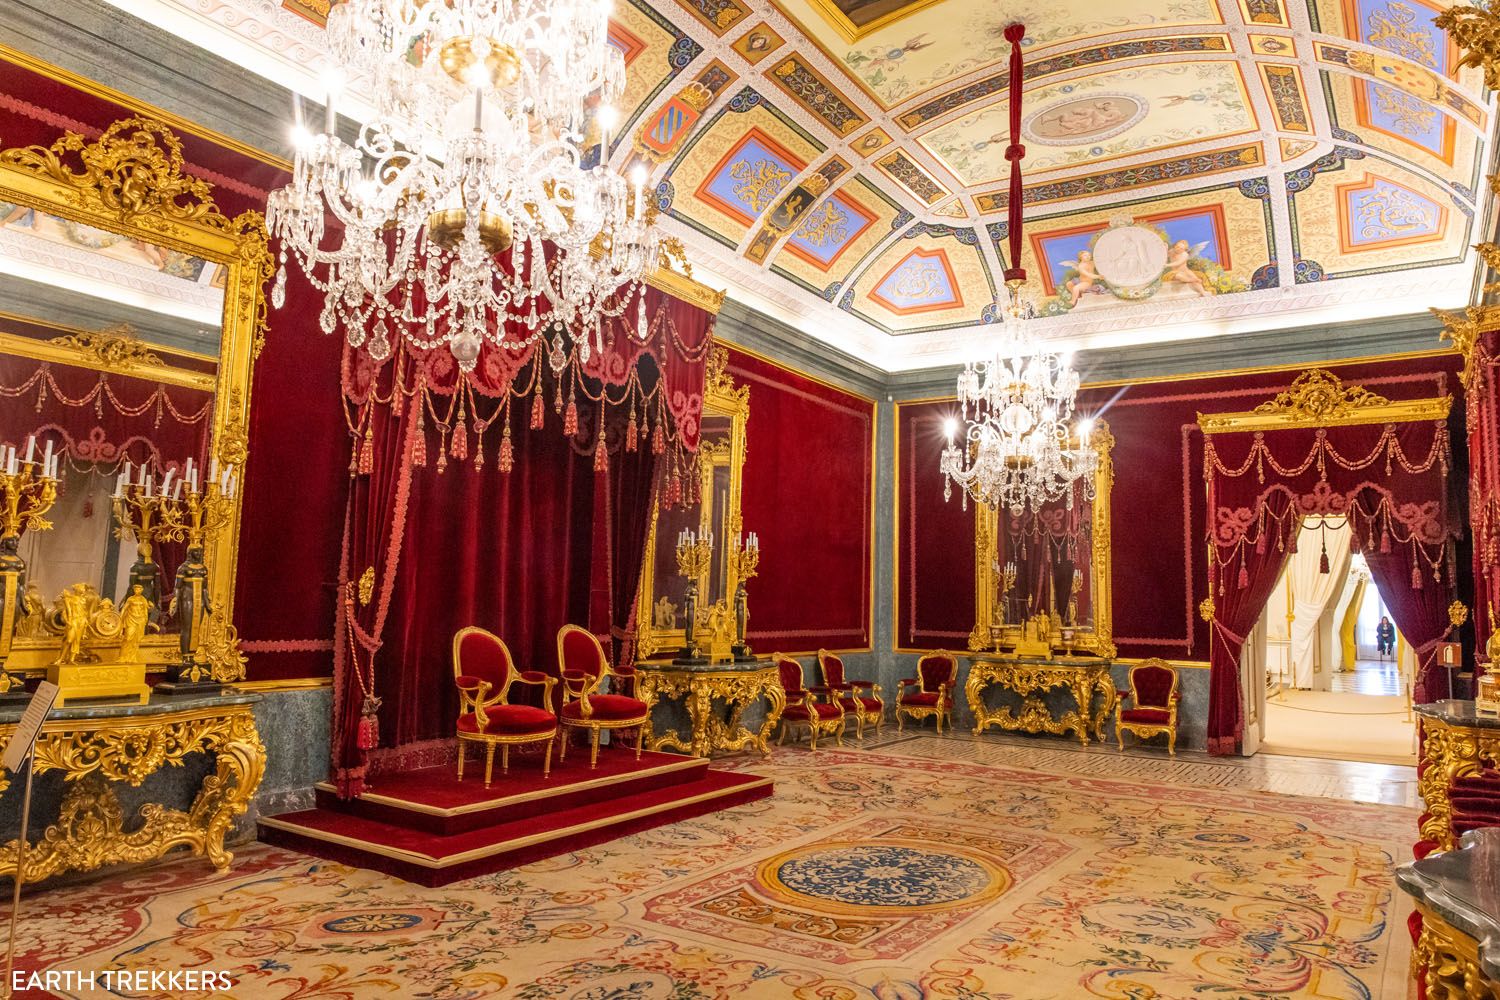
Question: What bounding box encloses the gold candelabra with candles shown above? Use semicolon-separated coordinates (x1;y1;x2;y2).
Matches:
673;529;714;665
990;560;1017;651
730;530;760;662
111;457;240;692
0;437;60;698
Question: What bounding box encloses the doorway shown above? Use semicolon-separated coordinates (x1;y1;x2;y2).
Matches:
1252;516;1417;765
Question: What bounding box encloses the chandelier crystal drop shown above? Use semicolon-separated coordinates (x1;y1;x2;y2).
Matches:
940;282;1097;515
266;0;665;371
939;20;1096;515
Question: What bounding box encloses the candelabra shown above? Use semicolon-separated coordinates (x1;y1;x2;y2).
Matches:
112;458;239;693
673;529;714;665
990;559;1017;652
0;439;59;702
730;531;760;662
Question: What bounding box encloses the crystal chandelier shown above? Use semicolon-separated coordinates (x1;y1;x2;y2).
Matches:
939;21;1096;515
940;284;1096;514
266;0;664;371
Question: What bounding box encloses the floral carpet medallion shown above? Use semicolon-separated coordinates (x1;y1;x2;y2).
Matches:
14;739;1413;1000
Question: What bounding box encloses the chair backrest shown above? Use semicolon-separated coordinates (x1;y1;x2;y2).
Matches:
818;650;846;688
1130;659;1178;710
557;624;607;681
917;651;956;692
773;654;805;693
452;627;515;693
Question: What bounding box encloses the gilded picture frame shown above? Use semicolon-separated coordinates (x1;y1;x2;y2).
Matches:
0;116;270;674
634;348;749;661
969;420;1116;658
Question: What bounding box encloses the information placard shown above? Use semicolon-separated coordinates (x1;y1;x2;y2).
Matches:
2;682;57;773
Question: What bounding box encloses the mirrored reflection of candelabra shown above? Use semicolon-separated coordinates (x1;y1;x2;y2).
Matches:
673;529;713;665
0;437;59;700
730;531;760;662
112;457;239;692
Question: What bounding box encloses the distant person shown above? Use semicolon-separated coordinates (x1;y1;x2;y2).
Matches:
1376;616;1395;659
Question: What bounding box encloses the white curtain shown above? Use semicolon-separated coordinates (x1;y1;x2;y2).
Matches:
1288;518;1353;688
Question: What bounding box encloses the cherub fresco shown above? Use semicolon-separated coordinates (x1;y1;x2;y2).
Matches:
1060;251;1104;304
1161;239;1212;297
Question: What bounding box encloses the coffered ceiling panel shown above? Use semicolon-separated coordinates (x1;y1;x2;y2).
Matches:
130;0;1498;367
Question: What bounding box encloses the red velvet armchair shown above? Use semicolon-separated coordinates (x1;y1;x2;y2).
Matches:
816;649;883;740
897;651;957;733
1115;658;1181;755
556;624;649;767
452;627;558;785
773;653;845;749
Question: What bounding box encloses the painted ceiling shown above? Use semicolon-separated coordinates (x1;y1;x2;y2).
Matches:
115;0;1496;368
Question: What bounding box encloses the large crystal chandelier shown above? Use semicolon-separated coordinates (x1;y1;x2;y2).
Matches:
939;21;1096;515
266;0;663;371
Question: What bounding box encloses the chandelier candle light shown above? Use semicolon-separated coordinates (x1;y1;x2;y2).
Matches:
940;22;1096;515
267;0;665;371
0;438;59;700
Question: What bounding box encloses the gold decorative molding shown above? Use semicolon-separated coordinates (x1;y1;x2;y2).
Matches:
1433;304;1500;394
648;262;726;315
48;323;164;369
1197;368;1452;433
1437;4;1500;90
0;328;214;392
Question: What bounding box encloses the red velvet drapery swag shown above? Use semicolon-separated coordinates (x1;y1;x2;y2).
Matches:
1463;332;1500;661
331;287;713;797
1203;417;1458;754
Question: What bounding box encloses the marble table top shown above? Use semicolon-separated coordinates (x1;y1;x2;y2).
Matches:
1397;827;1500;980
634;658;772;674
0;689;262;725
1414;699;1500;730
967;653;1114;668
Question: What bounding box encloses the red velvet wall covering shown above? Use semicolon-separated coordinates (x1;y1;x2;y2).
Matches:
897;353;1463;660
725;347;873;651
0;55;353;681
1464;330;1500;659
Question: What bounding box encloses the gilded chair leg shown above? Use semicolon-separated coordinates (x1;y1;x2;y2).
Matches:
543;737;554;778
485;743;496;787
1168;731;1177;756
590;728;601;768
777;724;787;746
559;730;569;762
852;711;863;742
457;742;466;782
636;725;644;760
897;711;905;733
1116;723;1124;751
835;720;845;746
809;724;818;751
501;744;510;775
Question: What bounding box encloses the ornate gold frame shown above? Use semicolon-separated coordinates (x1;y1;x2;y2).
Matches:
0;117;270;675
635;348;750;660
1195;368;1453;434
969;420;1116;658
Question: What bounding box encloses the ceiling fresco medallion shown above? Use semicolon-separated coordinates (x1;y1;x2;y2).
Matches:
1092;224;1170;292
1022;93;1150;146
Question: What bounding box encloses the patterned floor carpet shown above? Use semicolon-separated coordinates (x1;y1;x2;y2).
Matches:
15;736;1415;999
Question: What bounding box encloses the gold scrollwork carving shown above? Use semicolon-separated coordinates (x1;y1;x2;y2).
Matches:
636;665;786;757
187;607;249;683
1198;368;1451;433
0;705;265;881
47;323;164;369
966;657;1117;745
1416;714;1500;851
1413;902;1500;1000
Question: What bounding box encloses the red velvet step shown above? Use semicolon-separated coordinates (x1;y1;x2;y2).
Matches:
259;754;771;886
312;751;712;835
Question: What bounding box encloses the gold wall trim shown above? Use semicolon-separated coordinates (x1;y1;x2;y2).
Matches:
1197;368;1453;433
0;328;216;392
0;310;218;366
0;42;290;173
648;264;726;315
232;677;332;693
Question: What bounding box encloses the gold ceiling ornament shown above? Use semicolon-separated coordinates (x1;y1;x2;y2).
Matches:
47;323;165;370
1198;368;1452;433
1437;4;1500;91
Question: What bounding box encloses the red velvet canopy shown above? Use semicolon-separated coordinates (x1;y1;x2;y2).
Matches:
331;285;713;796
1203;405;1459;753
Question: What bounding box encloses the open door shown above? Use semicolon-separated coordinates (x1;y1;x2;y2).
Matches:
1241;616;1266;755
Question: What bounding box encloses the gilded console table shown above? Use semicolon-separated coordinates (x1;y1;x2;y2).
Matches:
0;692;265;883
635;659;785;757
1398;827;1500;999
966;655;1116;745
1416;701;1500;852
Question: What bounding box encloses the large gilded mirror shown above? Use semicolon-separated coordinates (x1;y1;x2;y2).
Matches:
0;118;268;680
969;421;1115;658
635;349;748;660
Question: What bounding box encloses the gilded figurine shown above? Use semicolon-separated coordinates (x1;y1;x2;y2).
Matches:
57;582;93;665
16;581;46;638
117;585;151;662
653;595;678;629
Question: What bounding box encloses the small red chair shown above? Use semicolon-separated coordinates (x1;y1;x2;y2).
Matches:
897;651;957;733
1115;658;1181;755
773;653;845;749
556;624;649;767
815;649;883;740
452;627;558;785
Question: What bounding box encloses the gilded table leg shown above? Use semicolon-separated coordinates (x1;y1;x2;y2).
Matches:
687;683;715;758
638;675;659;752
1068;677;1093;745
756;674;786;756
966;665;990;735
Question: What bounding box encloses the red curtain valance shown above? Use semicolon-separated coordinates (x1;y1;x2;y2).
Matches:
0;354;212;474
1202;414;1459;753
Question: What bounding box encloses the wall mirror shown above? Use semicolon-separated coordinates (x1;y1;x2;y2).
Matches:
0;117;269;676
634;349;748;660
969;421;1115;658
